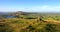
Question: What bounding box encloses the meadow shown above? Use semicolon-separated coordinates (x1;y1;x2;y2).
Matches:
0;12;60;32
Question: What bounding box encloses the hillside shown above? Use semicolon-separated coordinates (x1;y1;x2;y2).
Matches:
0;11;60;32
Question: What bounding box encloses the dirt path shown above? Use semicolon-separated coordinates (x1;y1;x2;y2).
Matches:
45;20;60;24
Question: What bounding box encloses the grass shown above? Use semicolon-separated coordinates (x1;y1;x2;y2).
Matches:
0;18;60;32
0;14;60;32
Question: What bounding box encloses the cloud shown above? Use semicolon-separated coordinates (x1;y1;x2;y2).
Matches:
0;6;60;12
28;6;60;12
24;6;60;12
0;8;17;12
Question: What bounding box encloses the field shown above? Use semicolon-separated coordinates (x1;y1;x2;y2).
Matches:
0;12;60;32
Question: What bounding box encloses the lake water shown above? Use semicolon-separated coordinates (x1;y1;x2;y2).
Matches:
5;16;16;18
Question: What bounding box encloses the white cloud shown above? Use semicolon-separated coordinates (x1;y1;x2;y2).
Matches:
25;6;60;12
0;6;60;12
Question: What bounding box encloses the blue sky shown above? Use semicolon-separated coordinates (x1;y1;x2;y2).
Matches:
0;0;60;12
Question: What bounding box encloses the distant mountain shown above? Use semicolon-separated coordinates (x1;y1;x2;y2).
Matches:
0;11;29;16
0;11;29;18
0;12;6;15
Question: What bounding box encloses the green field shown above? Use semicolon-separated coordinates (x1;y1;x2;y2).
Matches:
0;12;60;32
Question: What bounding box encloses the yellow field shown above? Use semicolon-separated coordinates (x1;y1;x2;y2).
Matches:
0;18;60;32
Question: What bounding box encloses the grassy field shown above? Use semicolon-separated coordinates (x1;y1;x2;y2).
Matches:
0;12;60;32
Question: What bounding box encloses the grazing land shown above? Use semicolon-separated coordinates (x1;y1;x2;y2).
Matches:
0;11;60;32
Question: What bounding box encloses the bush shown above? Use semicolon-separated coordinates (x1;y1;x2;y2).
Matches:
45;23;57;32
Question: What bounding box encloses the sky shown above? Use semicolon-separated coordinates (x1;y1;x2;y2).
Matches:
0;0;60;12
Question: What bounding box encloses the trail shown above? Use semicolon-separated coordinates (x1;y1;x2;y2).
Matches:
45;20;60;24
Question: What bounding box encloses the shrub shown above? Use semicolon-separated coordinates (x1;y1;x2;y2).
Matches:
45;23;57;32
